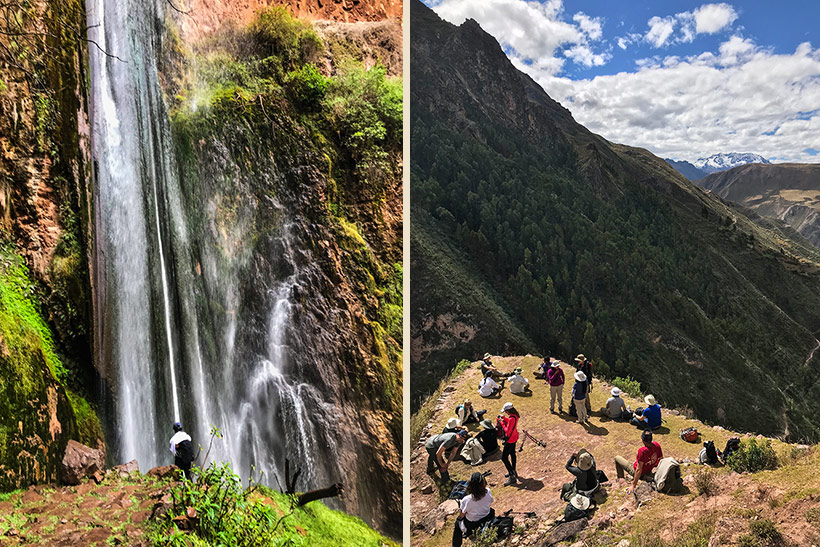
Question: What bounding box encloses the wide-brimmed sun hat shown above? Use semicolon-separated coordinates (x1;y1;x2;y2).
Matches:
464;398;471;405
550;360;559;368
570;494;591;511
481;419;494;430
502;402;514;412
447;418;460;429
574;371;587;382
574;354;586;362
611;387;621;397
578;452;593;471
483;353;492;360
513;367;523;374
644;394;656;406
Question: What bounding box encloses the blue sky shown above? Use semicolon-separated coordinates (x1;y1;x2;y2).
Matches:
423;1;820;163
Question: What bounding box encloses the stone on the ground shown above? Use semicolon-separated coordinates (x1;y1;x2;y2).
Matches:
150;492;174;521
541;518;587;546
443;385;456;392
61;440;105;485
112;459;139;477
147;465;177;479
634;482;654;505
421;484;433;494
418;499;459;535
617;540;631;547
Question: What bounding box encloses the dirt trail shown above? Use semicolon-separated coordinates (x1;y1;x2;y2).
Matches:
804;338;820;367
410;355;820;546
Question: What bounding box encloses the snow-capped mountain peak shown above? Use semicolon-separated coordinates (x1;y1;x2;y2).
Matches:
694;153;771;174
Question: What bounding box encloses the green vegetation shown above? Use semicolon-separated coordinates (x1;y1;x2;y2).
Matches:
250;6;323;76
693;468;717;497
728;439;779;473
150;462;395;546
738;519;784;547
612;376;642;398
66;390;104;448
286;63;328;110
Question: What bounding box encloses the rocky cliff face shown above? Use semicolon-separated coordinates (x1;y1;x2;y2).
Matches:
697;163;820;247
0;0;103;488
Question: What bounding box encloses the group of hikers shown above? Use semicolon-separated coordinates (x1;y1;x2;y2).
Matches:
426;353;710;546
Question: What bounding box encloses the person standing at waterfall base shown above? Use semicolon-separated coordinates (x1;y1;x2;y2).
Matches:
170;422;195;481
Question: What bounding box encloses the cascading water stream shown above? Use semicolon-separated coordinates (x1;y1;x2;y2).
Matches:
86;0;341;508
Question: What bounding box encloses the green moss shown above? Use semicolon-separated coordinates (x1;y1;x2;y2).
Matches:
66;390;103;448
250;6;324;74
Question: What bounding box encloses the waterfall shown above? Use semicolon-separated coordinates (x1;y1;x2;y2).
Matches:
86;0;341;499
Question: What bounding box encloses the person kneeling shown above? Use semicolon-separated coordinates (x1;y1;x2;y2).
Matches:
452;472;495;547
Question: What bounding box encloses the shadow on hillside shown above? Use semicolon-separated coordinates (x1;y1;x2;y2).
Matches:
584;423;609;436
512;390;533;397
512;476;544;492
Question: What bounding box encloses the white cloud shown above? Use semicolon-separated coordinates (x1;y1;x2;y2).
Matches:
429;0;609;75
643;3;738;49
517;39;820;163
646;16;676;48
617;37;628;50
694;3;738;34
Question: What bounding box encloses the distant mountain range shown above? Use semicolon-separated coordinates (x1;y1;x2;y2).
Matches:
665;153;771;180
697;163;820;247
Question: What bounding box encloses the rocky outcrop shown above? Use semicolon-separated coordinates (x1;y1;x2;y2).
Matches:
60;440;105;485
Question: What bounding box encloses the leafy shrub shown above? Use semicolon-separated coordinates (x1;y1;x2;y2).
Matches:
472;525;498;547
251;6;323;73
612;376;642;398
727;439;779;473
286;63;328;110
738;519;784;547
693;468;717;497
807;507;820;529
454;359;471;375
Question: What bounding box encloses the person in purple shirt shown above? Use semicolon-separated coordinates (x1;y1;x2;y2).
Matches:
546;360;565;414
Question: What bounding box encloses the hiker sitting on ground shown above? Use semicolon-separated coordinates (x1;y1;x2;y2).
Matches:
452;472;495;547
534;356;550;379
479;371;503;398
169;422;195;481
547;360;565;414
508;367;530;394
562;449;599;500
614;430;663;494
575;354;593;412
476;419;499;456
480;353;509;384
443;417;465;435
631;395;662;430
605;388;632;421
572;371;589;425
456;399;486;425
426;430;469;483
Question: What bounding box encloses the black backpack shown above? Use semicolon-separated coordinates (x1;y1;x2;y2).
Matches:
563;495;593;522
448;480;468;500
723;437;741;462
175;439;195;465
702;441;719;464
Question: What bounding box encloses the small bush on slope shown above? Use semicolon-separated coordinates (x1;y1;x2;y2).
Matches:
728;439;779;473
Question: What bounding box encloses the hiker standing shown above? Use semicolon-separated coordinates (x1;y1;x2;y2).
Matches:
614;430;663;493
547;360;565;414
426;430;468;483
571;371;589;425
169;422;195;481
452;472;495;547
499;402;520;485
575;354;593;412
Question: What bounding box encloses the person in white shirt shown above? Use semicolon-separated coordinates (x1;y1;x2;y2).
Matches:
452;472;494;546
508;367;530;394
478;371;502;398
169;422;195;480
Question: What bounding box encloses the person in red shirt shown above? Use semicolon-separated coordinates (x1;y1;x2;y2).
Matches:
498;402;520;486
614;430;663;493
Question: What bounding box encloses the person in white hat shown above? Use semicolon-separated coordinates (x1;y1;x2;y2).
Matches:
605;387;631;421
575;354;593;413
442;417;462;434
498;402;520;485
571;370;590;425
563;449;599;499
631;394;662;430
508;367;530;394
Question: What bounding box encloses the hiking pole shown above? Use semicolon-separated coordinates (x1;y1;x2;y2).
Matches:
519;429;547;452
503;509;537;518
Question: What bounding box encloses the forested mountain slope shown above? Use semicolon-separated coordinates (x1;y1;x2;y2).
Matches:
410;0;820;443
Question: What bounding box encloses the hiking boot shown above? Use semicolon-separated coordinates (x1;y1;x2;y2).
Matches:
503;476;517;486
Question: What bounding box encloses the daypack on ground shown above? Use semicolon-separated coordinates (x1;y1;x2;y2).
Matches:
723;437;741;462
479;515;514;541
654;457;683;493
448;480;468;500
699;440;720;465
680;427;699;443
563;495;593;522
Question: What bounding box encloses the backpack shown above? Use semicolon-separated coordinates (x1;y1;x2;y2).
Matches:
680;427;699;443
175;439;195;465
563;495;593;522
654;458;683;493
480;515;514;540
699;441;719;465
723;437;741;462
448;480;468;500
